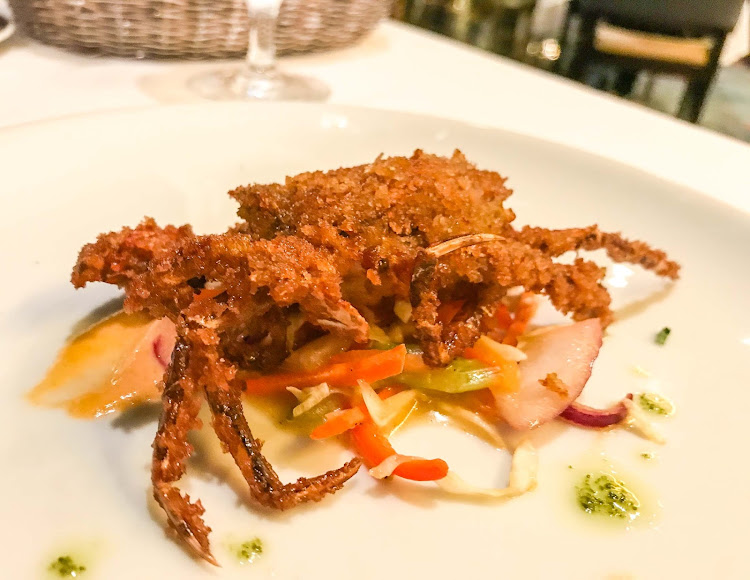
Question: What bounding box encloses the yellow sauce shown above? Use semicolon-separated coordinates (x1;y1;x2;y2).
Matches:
28;311;175;418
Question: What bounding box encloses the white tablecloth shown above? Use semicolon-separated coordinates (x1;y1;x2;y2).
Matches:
1;19;749;215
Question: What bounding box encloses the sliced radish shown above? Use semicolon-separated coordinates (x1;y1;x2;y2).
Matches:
110;316;176;393
30;311;176;418
152;332;174;368
492;319;603;430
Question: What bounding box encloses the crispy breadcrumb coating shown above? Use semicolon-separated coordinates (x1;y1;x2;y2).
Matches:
232;150;679;363
73;220;367;563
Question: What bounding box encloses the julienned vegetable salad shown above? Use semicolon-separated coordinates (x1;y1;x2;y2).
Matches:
33;150;682;565
240;295;657;496
245;314;540;495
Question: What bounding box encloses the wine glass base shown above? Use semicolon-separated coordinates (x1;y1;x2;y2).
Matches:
189;68;330;102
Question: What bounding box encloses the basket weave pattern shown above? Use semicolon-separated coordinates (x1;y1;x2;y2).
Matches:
9;0;391;58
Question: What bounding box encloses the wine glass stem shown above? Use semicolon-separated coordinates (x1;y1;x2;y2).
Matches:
245;0;281;75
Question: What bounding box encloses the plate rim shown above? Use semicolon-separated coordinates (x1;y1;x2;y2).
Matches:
1;100;749;228
2;99;748;579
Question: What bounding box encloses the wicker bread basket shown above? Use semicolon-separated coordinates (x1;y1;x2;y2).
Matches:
8;0;391;58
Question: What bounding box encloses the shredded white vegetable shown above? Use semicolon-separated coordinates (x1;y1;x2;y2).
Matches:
284;312;306;353
287;387;305;402
358;380;417;432
359;380;389;425
492;342;527;362
479;336;527;362
387;324;405;344
433;401;507;449
623;398;666;444
369;454;424;479
288;383;331;417
435;439;538;499
394;300;413;323
282;333;351;372
473;335;527;362
383;391;418;428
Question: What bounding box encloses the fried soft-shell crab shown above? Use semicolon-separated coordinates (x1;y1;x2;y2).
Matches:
230;150;678;363
72;150;679;564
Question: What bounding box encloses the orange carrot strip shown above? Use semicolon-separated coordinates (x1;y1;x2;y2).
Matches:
464;337;521;393
486;365;521;395
403;353;428;373
309;375;446;481
311;384;404;440
503;292;538;346
437;300;465;326
310;408;366;440
350;419;448;481
244;345;406;395
350;386;448;482
464;336;508;368
193;287;225;303
393;458;450;481
350;418;394;467
496;303;513;329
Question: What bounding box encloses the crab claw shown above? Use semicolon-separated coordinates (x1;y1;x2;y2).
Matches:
153;483;218;566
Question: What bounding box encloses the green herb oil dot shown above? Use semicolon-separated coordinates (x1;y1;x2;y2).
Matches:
655;327;671;345
637;393;674;416
576;472;640;520
49;555;86;578
236;538;263;564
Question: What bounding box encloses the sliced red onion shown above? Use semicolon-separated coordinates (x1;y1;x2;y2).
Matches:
560;394;633;428
152;336;168;368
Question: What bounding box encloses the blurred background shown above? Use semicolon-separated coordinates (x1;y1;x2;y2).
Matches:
1;1;749;141
391;0;750;141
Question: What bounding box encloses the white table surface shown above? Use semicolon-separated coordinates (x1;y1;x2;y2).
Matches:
1;20;749;215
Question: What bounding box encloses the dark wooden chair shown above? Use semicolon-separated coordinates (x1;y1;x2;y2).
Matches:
558;0;745;122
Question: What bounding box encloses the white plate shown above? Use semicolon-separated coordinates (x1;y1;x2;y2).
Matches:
1;103;748;579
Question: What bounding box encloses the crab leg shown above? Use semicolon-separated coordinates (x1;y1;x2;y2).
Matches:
201;351;361;511
411;235;612;365
151;334;217;565
511;225;680;279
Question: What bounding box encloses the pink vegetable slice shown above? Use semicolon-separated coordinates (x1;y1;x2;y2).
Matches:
152;331;174;368
29;312;176;418
66;315;177;417
492;319;603;430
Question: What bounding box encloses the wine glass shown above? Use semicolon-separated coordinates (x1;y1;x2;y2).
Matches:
189;0;330;101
